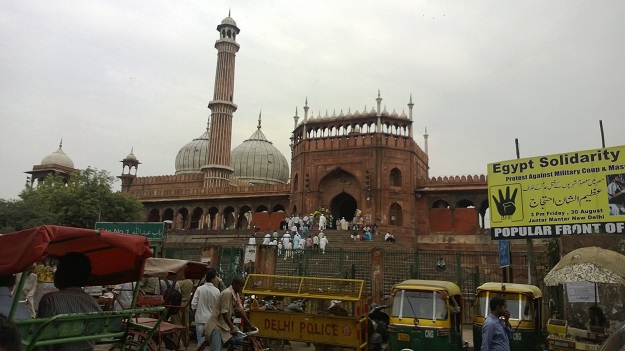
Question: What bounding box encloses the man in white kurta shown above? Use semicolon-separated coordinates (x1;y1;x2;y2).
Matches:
319;214;327;230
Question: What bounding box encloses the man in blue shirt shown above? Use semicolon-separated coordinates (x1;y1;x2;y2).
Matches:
481;296;512;351
0;274;31;320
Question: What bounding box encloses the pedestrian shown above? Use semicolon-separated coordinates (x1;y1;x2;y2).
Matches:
262;233;271;245
171;278;193;347
0;275;30;319
319;214;327;230
385;232;395;243
0;315;21;351
248;233;256;245
191;268;220;346
305;236;312;249
313;234;319;250
13;266;37;318
282;233;292;260
278;242;283;256
272;230;279;240
481;296;512;351
112;282;135;310
203;276;256;351
320;236;329;254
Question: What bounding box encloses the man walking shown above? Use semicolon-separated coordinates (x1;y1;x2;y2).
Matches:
191;268;220;345
481;296;512;351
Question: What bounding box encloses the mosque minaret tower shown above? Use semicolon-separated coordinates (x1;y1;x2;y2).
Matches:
202;13;241;188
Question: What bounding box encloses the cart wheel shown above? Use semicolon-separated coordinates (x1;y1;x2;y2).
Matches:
118;330;159;351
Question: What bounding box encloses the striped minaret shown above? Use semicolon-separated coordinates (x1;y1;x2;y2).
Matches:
202;13;240;188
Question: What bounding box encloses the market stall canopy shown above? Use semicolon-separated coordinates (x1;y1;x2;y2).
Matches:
544;246;625;286
143;258;209;280
0;225;153;286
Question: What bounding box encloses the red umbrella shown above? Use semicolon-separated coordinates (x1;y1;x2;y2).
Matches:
0;225;153;286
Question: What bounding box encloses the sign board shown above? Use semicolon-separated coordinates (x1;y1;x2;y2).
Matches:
498;240;510;268
487;145;625;239
244;245;256;263
95;222;164;241
566;282;600;303
249;311;363;347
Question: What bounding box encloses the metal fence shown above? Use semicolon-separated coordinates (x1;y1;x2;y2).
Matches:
162;245;537;323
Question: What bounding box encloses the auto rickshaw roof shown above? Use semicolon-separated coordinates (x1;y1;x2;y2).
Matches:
391;279;462;296
476;282;542;298
0;225;153;286
242;274;365;301
143;258;209;280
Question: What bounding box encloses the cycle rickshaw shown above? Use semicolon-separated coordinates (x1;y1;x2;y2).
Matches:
1;225;166;351
126;257;210;351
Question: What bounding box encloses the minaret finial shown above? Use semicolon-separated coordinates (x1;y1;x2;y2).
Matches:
378;89;381;98
305;97;308;106
258;111;262;129
229;8;231;17
295;107;298;116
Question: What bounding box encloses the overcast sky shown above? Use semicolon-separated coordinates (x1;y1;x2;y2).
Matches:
1;1;624;200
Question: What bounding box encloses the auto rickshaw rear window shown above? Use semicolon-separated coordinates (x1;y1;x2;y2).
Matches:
390;290;448;320
476;292;532;320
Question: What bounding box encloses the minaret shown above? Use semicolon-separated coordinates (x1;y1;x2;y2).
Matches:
376;90;382;132
408;94;414;138
424;127;429;154
202;13;241;188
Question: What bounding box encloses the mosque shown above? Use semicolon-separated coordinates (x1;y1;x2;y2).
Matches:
27;14;493;249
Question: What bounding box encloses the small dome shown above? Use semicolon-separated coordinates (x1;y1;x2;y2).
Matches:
175;130;209;174
400;110;408;119
390;109;398;118
353;110;360;117
369;107;377;116
330;110;337;118
221;16;237;26
231;123;289;184
345;109;352;118
124;148;138;161
381;107;389;116
41;142;74;168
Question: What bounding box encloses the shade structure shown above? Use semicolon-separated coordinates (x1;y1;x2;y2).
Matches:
544;246;625;286
143;258;209;280
0;225;153;286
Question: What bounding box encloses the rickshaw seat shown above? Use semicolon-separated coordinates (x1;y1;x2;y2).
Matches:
14;307;166;351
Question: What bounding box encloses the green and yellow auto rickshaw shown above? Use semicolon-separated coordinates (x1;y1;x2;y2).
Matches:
387;280;466;351
472;282;545;351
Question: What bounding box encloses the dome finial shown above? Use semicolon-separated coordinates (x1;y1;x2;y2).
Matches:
59;138;63;149
229;8;231;17
131;147;134;154
258;111;262;129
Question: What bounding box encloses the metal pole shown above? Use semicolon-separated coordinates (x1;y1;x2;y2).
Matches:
516;138;538;285
599;120;605;148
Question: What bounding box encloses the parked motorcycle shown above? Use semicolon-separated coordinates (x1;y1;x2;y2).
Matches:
368;304;390;351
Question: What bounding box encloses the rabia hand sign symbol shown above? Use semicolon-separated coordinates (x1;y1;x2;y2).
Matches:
492;186;518;220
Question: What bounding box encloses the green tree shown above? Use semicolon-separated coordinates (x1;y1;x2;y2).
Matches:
0;168;143;233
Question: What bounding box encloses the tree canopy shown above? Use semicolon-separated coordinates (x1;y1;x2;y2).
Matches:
0;168;144;233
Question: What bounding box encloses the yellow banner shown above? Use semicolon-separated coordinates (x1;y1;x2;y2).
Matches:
248;310;364;346
487;145;625;239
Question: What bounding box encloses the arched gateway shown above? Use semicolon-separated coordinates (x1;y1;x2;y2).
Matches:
330;192;357;221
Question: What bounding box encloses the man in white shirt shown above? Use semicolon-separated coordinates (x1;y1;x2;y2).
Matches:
191;268;220;345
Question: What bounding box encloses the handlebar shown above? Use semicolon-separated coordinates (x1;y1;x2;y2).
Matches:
246;327;260;336
235;327;260;337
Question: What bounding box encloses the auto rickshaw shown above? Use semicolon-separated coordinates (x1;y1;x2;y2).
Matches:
387;279;465;351
472;282;545;351
0;225;166;351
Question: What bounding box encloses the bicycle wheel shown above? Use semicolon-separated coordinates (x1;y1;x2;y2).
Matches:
109;331;158;351
265;338;284;350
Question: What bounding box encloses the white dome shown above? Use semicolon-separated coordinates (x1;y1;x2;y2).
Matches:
221;16;237;26
231;126;289;184
175;130;209;174
41;144;74;168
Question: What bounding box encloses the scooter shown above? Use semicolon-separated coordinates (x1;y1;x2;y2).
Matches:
368;304;390;351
